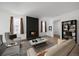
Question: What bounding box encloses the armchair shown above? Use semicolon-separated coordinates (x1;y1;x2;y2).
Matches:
0;34;21;56
1;32;22;56
5;32;21;47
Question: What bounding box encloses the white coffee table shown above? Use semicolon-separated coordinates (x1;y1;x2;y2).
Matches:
29;38;48;46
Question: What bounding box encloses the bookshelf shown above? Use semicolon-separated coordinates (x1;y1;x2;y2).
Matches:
62;20;77;43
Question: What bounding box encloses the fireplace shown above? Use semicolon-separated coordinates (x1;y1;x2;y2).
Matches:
29;31;38;39
31;32;36;36
26;16;39;40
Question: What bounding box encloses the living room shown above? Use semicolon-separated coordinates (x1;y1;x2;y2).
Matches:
0;2;79;56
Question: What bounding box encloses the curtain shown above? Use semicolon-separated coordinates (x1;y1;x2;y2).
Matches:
10;16;13;34
41;21;43;32
41;21;47;32
45;21;47;32
20;18;24;34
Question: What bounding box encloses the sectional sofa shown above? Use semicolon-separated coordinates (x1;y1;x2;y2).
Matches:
27;39;76;56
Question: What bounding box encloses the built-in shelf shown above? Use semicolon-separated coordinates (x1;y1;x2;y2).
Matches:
62;20;77;43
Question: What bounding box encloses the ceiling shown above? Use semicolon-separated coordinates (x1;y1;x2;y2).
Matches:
0;2;79;17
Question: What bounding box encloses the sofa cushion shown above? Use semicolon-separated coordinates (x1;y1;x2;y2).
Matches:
2;45;20;56
57;39;66;45
27;48;37;56
0;44;7;55
37;49;48;56
53;39;75;56
45;39;75;56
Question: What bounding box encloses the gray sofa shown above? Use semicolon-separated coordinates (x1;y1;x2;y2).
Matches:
0;35;20;56
27;39;76;56
0;35;7;55
45;39;76;56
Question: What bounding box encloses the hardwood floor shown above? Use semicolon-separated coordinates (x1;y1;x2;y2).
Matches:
20;36;79;56
69;44;79;56
33;36;58;53
20;36;59;55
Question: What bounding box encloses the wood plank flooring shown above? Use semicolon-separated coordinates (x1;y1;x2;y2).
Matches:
20;36;79;56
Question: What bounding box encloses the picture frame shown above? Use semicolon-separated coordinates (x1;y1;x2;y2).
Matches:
49;26;52;31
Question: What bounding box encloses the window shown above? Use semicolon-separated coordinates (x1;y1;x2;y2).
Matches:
13;17;20;34
42;21;45;32
10;17;24;34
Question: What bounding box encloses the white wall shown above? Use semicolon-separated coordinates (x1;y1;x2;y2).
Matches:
0;9;26;43
1;7;79;44
38;9;79;44
53;20;61;36
0;9;12;43
39;17;54;37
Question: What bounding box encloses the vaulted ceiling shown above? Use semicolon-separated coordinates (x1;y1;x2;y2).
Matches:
0;2;79;17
